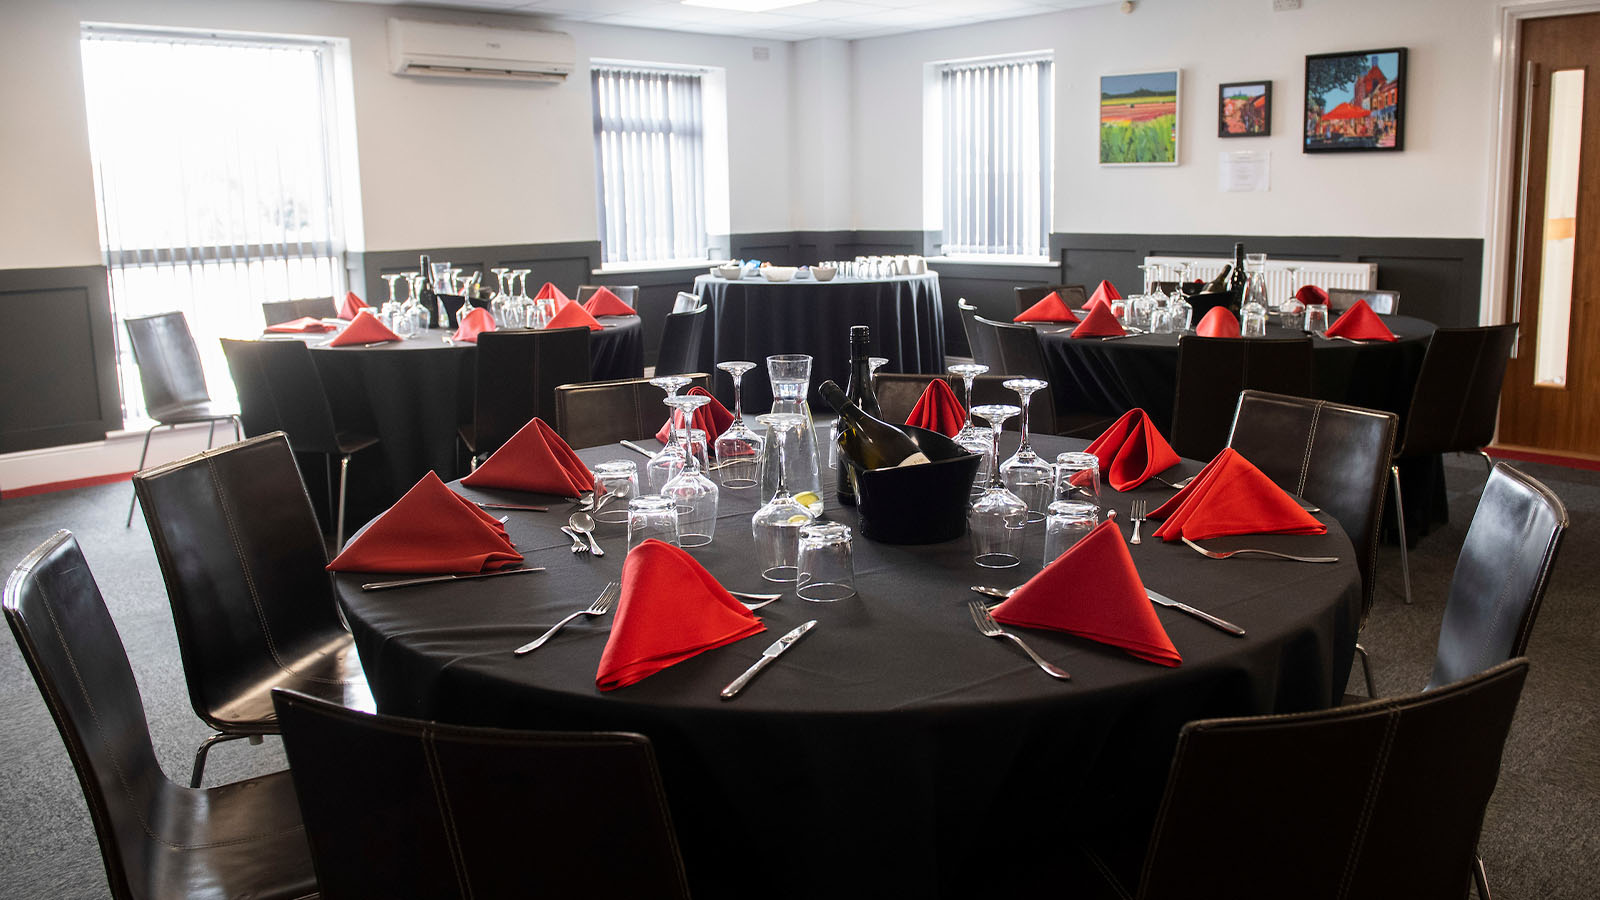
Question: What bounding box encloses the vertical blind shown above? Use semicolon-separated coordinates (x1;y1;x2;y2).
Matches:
592;65;707;264
940;56;1053;257
80;29;345;419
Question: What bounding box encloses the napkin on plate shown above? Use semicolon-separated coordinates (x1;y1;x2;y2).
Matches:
1069;302;1126;338
1149;447;1326;541
462;417;595;497
1294;285;1329;306
338;291;369;320
1014;291;1080;324
328;309;401;346
655;386;734;444
1085;408;1181;491
534;282;571;304
265;316;333;334
991;520;1180;666
1085;280;1123;309
545;302;605;332
596;539;767;691
327;471;522;574
582;287;637;317
452;307;496;344
1195;307;1240;338
1324;300;1397;342
904;378;966;438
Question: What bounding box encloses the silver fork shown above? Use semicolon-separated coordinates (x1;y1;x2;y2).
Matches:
1154;474;1196;490
515;581;620;654
968;601;1071;681
1130;499;1147;545
560;526;589;554
1180;536;1338;564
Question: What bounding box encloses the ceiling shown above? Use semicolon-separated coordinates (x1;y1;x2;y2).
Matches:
330;0;1111;42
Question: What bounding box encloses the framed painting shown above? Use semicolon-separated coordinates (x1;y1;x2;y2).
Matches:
1100;69;1180;166
1303;48;1406;152
1219;80;1271;137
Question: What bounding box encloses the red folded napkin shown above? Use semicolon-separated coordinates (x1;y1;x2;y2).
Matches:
655;386;734;444
596;539;767;690
1195;307;1240;338
534;282;570;304
337;291;368;320
582;287;637;317
1014;291;1080;324
1149;447;1326;541
328;309;401;346
1324;299;1396;342
1069;302;1126;338
1085;280;1122;309
327;471;522;574
1294;285;1329;306
462;417;595;497
452;307;496;344
991;520;1180;666
265;316;333;334
545;302;605;332
1085;408;1181;491
904;379;966;438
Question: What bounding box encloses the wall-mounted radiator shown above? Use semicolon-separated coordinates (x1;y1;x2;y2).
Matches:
1144;256;1377;302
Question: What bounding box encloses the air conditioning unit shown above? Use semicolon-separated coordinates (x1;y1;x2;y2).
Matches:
388;19;575;83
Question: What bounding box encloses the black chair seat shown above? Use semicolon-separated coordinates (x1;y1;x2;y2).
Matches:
148;399;241;425
148;768;318;899
205;635;369;731
335;431;379;456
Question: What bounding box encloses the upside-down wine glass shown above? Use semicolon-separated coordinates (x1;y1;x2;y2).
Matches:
752;413;810;581
513;269;535;328
661;394;719;547
646;375;694;492
948;362;992;494
489;267;511;325
381;273;403;314
969;404;1028;568
999;378;1053;523
713;361;763;489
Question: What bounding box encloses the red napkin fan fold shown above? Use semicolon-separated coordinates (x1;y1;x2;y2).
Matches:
991;520;1180;666
583;287;637;317
1070;302;1126;338
1014;291;1080;324
265;317;333;334
1086;280;1123;309
1324;300;1397;342
904;379;966;438
452;307;496;344
1085;408;1181;491
338;291;369;320
546;302;605;332
534;282;571;303
596;540;767;690
1195;307;1240;338
327;471;521;574
1149;448;1326;541
1294;285;1329;306
462;417;595;497
655;387;734;444
329;310;401;346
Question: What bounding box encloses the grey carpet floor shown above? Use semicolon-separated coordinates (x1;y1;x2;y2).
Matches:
1;456;1595;897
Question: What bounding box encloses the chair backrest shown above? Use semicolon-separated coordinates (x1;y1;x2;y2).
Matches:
555;374;710;448
473;327;593;457
577;284;640;305
272;689;691;900
219;339;341;454
133;433;345;733
1014;283;1087;316
655;306;709;377
1228;391;1398;623
123;311;212;415
4;530;173;898
956;298;989;364
1398;324;1518;459
872;372;1057;434
1429;463;1567;690
1171;336;1313;461
1326;288;1400;315
973;316;1053;381
261;297;336;326
672;291;703;314
1135;658;1530;900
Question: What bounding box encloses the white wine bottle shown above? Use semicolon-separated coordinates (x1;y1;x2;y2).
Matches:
819;380;930;491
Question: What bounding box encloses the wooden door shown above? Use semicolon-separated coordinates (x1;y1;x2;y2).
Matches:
1498;12;1600;455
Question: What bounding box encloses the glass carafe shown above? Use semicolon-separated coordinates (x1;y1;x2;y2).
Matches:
762;354;823;517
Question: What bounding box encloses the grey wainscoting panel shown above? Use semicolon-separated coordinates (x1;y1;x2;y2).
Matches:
0;265;121;453
928;260;1064;357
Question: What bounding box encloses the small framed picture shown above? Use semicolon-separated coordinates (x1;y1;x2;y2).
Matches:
1099;69;1180;166
1218;81;1271;137
1304;48;1406;152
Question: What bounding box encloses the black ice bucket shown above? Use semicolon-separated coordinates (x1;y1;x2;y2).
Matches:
844;426;981;545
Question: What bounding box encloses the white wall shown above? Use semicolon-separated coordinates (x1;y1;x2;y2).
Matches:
789;38;854;230
851;0;1503;239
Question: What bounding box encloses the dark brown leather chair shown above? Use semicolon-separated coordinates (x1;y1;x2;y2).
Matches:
875;372;1058;435
134;432;373;788
975;315;1116;437
4;530;318;900
261;296;336;325
1389;324;1518;602
576;284;639;306
1072;658;1530;900
555;373;710;448
122;311;241;526
1327;287;1400;315
1014;283;1086;316
1170;336;1313;461
459;326;593;466
956;298;987;362
655;305;709;376
273;689;692;899
1228;391;1398;696
220;337;379;547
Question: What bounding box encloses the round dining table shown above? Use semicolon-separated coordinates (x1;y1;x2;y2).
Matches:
335;432;1361;899
693;272;946;411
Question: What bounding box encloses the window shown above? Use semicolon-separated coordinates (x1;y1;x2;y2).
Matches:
938;55;1053;258
592;64;708;264
80;27;350;420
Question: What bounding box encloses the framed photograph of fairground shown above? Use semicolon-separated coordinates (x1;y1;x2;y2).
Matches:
1303;48;1406;152
1218;81;1271;137
1099;69;1180;166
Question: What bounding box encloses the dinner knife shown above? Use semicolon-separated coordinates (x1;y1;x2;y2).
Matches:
620;439;658;459
1147;589;1246;637
720;620;817;700
360;567;545;591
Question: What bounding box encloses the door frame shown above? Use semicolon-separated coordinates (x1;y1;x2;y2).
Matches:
1484;0;1600;326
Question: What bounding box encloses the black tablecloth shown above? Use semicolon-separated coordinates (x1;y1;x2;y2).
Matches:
337;433;1361;898
694;273;945;411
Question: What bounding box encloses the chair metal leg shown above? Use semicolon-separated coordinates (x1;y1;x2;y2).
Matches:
1478;450;1494;475
205;419;216;449
1391;464;1411;605
190;731;253;788
336;454;352;551
1472;852;1492;900
1355;642;1377;697
125;424;161;527
231;415;241;442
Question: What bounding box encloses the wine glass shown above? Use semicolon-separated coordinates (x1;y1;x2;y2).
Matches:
968;404;1028;568
752;413;809;581
999;378;1053;523
381;273;403;313
948;363;991;493
1280;265;1305;328
646;375;694;492
489;268;510;325
513;269;534;328
868;357;890;385
713;361;763;490
661;394;719;547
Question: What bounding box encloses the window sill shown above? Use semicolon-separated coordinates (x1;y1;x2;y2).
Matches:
926;255;1058;267
595;259;713;275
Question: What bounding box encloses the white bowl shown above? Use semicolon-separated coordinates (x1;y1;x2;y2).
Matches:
716;264;743;279
812;265;837;282
762;266;797;282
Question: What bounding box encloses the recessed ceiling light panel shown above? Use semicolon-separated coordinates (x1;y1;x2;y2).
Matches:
682;0;817;12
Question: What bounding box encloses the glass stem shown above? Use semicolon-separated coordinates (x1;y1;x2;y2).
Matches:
774;427;789;497
732;376;744;423
963;376;976;429
679;420;696;473
1018;395;1031;453
990;424;1004;489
